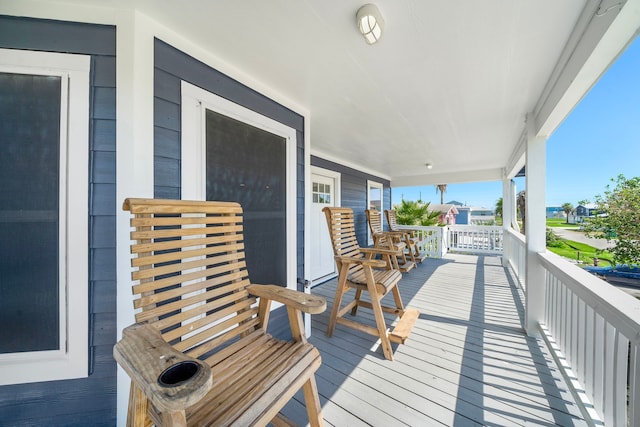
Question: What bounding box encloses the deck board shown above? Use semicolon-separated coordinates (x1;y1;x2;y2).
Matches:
280;254;587;426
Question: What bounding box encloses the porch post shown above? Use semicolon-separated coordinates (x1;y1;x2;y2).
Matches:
524;113;546;336
502;177;512;267
510;180;520;233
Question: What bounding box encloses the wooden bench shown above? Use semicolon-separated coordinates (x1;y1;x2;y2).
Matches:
365;209;416;273
385;209;429;263
322;207;419;361
114;198;326;426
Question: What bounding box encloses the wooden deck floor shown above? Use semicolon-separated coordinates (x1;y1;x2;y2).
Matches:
280;254;587;426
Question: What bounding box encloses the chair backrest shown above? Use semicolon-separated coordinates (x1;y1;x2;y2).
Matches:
124;198;260;363
365;209;389;247
322;207;364;274
385;209;401;231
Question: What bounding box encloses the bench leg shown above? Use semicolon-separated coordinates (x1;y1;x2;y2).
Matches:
127;382;150;427
303;375;324;427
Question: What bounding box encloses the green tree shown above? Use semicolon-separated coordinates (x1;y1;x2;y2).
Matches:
435;184;447;205
495;197;503;219
561;202;574;224
583;175;640;265
394;199;440;226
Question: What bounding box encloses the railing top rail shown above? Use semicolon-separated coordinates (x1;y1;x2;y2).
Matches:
538;250;640;342
505;227;526;244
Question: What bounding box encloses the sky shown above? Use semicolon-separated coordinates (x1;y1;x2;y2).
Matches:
392;36;640;210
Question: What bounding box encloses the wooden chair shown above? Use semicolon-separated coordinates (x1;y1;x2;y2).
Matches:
322;207;419;361
365;209;415;273
385;209;428;263
114;198;326;427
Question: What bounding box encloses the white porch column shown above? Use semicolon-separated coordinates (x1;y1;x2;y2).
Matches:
510;180;520;233
525;113;546;336
502;178;512;267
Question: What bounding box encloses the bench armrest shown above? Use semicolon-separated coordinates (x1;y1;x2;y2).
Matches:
335;254;387;268
360;247;402;257
113;322;212;413
247;284;326;314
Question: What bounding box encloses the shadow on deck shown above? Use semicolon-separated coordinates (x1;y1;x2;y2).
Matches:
281;253;587;426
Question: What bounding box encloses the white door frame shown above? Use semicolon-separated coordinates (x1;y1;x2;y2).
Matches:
310;166;341;283
180;81;297;297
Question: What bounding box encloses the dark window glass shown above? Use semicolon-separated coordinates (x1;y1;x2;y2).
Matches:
0;72;61;353
205;110;286;286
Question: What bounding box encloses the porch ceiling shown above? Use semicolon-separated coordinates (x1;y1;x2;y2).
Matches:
69;0;639;184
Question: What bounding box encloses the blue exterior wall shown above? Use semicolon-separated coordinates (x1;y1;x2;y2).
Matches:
153;39;305;337
0;16;117;425
311;156;391;246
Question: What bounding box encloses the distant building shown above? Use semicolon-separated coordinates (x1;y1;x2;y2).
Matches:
456;206;496;225
546;206;564;219
428;204;459;225
569;203;598;223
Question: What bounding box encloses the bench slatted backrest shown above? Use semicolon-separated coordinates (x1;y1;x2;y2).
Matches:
322;207;365;277
366;209;390;247
124;198;259;363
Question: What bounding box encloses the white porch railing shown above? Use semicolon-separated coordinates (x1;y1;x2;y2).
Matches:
504;228;526;290
502;231;640;427
396;225;504;257
447;225;503;255
538;251;640;427
396;225;446;258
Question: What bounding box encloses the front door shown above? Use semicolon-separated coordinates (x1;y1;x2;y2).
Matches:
310;169;338;282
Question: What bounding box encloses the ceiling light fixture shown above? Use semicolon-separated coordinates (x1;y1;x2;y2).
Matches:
426;163;433;170
356;4;385;45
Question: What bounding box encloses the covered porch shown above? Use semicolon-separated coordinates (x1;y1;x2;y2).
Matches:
285;253;586;426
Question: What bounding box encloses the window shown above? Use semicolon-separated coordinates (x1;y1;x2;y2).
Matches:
367;180;384;244
0;49;90;385
313;182;332;204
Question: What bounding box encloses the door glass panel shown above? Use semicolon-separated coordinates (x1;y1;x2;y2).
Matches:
205;109;286;286
0;72;61;353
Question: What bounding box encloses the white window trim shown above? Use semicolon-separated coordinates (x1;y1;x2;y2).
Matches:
0;49;90;385
367;180;384;245
181;81;298;301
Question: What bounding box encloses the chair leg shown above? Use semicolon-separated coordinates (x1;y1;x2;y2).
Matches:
364;268;394;361
327;268;350;337
302;376;324;427
127;382;150;427
391;283;404;311
351;289;362;316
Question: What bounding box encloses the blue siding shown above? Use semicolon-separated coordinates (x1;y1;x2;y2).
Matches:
0;16;117;425
311;156;392;247
153;39;305;336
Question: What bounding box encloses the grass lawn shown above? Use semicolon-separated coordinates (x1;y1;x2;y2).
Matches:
547;239;614;266
546;217;580;228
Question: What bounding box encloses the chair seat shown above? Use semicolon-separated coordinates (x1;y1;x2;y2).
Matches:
347;268;402;294
144;330;321;426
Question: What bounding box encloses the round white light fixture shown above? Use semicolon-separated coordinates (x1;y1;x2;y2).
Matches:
356;4;385;45
426;163;433;170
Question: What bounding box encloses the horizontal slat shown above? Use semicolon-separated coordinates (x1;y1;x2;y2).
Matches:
132;251;244;281
173;308;258;353
132;240;243;267
190;319;262;360
134;274;249;309
123;198;242;214
131;214;242;227
135;286;251;325
160;296;255;342
131;224;243;240
130;227;243;253
132;260;246;294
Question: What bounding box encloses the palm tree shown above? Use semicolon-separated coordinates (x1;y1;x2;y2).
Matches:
394;199;440;226
495;197;503;219
561;202;574;224
435;184;447;204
